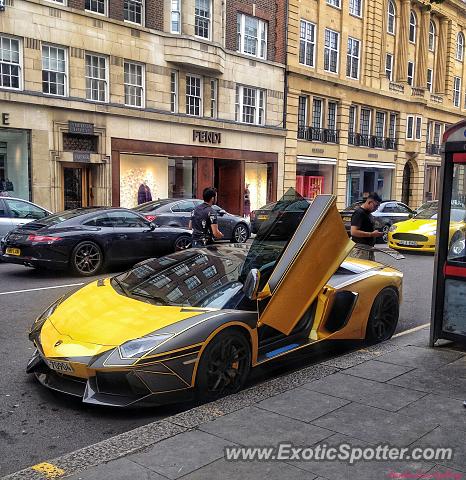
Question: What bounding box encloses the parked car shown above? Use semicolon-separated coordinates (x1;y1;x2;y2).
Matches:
340;200;415;242
0;196;51;240
133;198;250;243
0;207;192;276
388;206;466;254
25;193;402;407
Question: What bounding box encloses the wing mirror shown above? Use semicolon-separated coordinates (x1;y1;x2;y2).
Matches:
243;269;271;300
149;222;156;231
218;209;226;216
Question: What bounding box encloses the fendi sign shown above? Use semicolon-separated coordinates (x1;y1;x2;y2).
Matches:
193;130;221;144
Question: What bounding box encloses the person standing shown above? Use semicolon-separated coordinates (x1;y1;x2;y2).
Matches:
350;192;383;261
243;184;251;218
189;187;224;248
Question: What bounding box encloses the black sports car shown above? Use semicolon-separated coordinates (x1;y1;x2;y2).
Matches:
133;198;250;243
0;207;192;276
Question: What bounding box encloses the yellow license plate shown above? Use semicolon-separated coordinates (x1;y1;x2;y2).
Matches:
6;247;21;256
45;359;74;373
258;215;268;220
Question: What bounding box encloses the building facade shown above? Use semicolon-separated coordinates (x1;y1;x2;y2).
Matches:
0;0;286;214
285;0;466;209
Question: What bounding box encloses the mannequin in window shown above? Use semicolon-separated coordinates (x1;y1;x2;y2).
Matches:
243;183;251;218
138;179;152;205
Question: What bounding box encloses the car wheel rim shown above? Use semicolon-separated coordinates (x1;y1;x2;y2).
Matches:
371;291;398;341
234;226;248;243
175;237;191;250
205;337;249;396
451;238;465;256
74;244;101;274
382;225;390;243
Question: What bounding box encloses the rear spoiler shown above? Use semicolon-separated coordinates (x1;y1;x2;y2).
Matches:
352;244;405;260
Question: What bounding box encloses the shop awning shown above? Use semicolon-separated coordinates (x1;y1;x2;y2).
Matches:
297;156;337;165
347;160;396;169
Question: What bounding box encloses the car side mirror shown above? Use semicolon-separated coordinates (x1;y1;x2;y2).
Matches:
243;269;271;301
218;209;226;216
149;222;156;231
408;213;414;218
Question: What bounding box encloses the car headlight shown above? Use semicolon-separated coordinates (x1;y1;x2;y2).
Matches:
389;225;398;232
118;333;174;359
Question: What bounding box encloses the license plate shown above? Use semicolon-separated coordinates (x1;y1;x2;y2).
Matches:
258;215;268;220
45;359;74;373
342;216;352;222
398;240;418;246
6;247;21;256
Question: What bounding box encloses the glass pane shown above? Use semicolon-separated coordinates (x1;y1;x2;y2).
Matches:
447;163;466;262
64;168;83;210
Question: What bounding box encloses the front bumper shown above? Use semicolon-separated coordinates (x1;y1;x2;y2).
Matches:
388;239;435;252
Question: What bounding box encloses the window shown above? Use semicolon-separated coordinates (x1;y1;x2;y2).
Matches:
433;122;442;145
324;29;339;73
0;36;21;90
456;32;464;61
235;85;266;125
406;115;414;140
124;61;144;107
171;200;196;212
360;108;371;136
186;74;202;116
106;211;148;228
375;111;385;138
299;20;316;67
171;0;181;33
409;11;417;43
385;53;393;80
195;0;211;39
426;120;432;145
349;0;362;17
312;98;322;129
453;76;461;107
429;21;435;51
349;105;356;133
327;102;337;131
427;68;433;92
170;71;178;113
389;113;396;139
210;78;217;118
237;14;267;59
85;54;107;102
407;61;414;86
327;0;341;8
42;45;67;96
298;95;307;129
387;0;395;34
85;0;106;14
185;275;201;290
415;116;422;140
4;199;47;220
124;0;143;24
346;37;360;79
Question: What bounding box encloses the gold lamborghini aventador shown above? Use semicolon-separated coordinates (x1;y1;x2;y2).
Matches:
27;191;403;407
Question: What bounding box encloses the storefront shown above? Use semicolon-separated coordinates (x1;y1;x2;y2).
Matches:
295;156;335;199
346;160;395;206
0;127;31;201
424;164;441;202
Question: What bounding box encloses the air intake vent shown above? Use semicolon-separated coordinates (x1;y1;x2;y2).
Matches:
25;38;40;50
49;8;61;18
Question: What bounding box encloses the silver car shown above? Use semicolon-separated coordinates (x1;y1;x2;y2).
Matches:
0;196;51;239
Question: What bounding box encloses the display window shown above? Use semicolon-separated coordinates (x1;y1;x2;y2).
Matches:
296;161;334;199
346;165;393;205
245;162;269;213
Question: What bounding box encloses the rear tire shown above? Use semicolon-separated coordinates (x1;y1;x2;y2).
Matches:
196;330;251;401
173;234;192;251
70;241;103;276
231;223;249;243
365;288;399;343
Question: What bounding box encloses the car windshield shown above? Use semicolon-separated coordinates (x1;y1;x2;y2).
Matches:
133;199;176;213
27;209;89;227
112;188;310;307
414;208;466;222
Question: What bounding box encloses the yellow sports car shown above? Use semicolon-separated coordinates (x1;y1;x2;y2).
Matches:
388;206;466;254
27;192;403;407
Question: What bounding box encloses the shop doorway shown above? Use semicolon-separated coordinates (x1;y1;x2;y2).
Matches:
402;162;413;206
63;164;92;210
214;159;242;215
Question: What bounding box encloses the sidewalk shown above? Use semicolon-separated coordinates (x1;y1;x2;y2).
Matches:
3;326;465;480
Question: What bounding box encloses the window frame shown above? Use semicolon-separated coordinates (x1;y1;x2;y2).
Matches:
85;53;108;103
385;53;393;81
312;98;323;129
360;107;371;137
326;0;341;9
387;0;396;35
195;0;212;40
42;44;68;97
409;11;417;44
406;115;415;140
299;19;316;68
0;35;23;91
298;95;308;130
456;32;464;62
327;101;338;131
170;70;178;113
415;116;422;141
124;0;144;26
324;28;340;74
237;13;268;60
124;60;145;108
429;20;435;52
349;0;362;18
407;60;415;86
210;78;218;118
85;0;107;16
346;37;360;80
427;68;433;92
375;111;386;139
171;0;181;34
186;74;203;117
453;76;461;107
235;84;266;126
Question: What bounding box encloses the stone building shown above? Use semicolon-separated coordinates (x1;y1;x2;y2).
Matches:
285;0;466;209
0;0;286;214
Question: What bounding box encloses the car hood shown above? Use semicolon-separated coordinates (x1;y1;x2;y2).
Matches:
394;219;438;233
46;278;214;346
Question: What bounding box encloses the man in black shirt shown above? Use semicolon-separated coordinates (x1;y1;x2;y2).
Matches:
189;187;224;248
350;192;383;261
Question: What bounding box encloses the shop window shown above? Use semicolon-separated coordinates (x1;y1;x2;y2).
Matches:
124;61;144;108
237;13;267;59
299;20;316;67
42;45;67;97
86;0;106;14
296;162;334;199
63;133;98;152
171;0;181;33
195;0;211;39
124;0;143;25
0;36;21;90
85;54;107;102
186;74;202;116
235;85;265;125
324;29;339;73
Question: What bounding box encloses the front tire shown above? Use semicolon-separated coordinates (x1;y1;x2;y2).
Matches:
196;330;251;401
380;224;391;244
173;234;192;251
70;241;103;276
231;223;249;243
365;288;399;343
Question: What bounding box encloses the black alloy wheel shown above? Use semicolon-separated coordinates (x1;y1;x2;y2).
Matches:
382;224;391;243
174;235;192;251
232;223;249;243
365;288;399;343
449;232;466;257
71;241;103;276
196;330;251;401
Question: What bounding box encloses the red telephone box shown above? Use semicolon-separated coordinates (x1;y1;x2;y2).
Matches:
430;120;466;345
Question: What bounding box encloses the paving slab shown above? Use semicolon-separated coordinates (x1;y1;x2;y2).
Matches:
129;430;228;480
302;372;426;411
256;388;350;423
198;406;334;446
311;402;439;446
341;359;415;382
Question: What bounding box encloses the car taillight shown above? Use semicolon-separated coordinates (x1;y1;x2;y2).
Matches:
27;235;62;243
145;215;157;222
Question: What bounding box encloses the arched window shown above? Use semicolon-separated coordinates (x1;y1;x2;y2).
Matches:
429;21;435;51
409;11;417;43
456;32;465;61
387;0;396;34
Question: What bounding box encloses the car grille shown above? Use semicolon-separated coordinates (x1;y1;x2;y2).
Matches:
392;233;429;242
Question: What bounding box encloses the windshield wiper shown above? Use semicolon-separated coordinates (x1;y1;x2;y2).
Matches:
129;291;168;306
111;277;128;296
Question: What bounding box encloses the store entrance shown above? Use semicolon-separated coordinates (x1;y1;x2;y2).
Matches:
214;159;242;215
63;164;92;210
